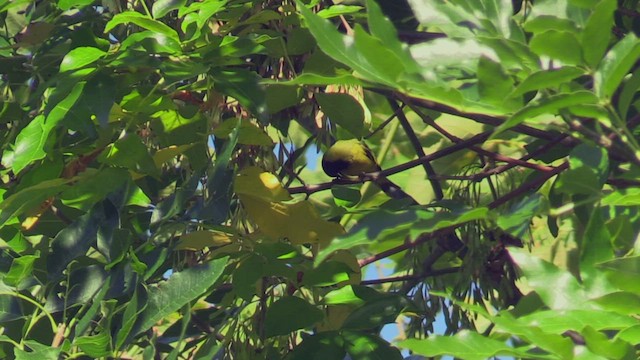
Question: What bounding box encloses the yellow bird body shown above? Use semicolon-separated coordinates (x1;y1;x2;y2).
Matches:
321;139;380;177
322;140;416;203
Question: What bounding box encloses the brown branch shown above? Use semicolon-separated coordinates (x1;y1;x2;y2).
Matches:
389;99;444;199
488;161;569;209
376;89;572;143
357;226;461;267
288;132;492;196
360;267;460;286
399;245;448;294
404;99;555;173
365;103;406;139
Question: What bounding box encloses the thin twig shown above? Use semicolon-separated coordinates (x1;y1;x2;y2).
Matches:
288;132;492;196
389;99;444;199
488;161;569;209
360;267;460;286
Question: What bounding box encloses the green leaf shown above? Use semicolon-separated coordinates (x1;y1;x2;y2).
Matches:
59;47;105;73
530;30;582;65
202;119;239;223
60;168;130;211
9;115;56;173
523;15;580;34
593;292;640;315
100;134;159;176
47;201;117;278
15;341;60;360
617;68;640;118
317;5;363;19
583;326;635;359
75;281;110;337
616;325;640;345
44;80;86;125
57;0;94;10
295;0;396;87
518;309;638;334
179;0;228;31
276;72;362;86
477;56;518;110
115;287;147;350
342;295;410;330
511;67;585;97
302;260;354;287
508;248;587;310
105;11;180;42
597;256;640;295
557;143;609;195
341;330;402;360
352;25;404;84
120;31;182;54
602;188;640;206
323;285;383;306
265;84;301;113
316;207;488;265
212;119;273;146
211;69;267;122
365;0;418;74
264;296;323;337
399;331;534;360
315;92;365;137
131;257;228;336
232;254;264;300
0;178;69;227
497;194;547;238
581;0;616;67
595;33;640;99
4;255;37;286
496;91;598;133
175;230;232;251
580;207;614;272
490;312;574;359
77;74;115;127
75;331;112;358
287;331;346;360
331;185;361;208
152;0;186;18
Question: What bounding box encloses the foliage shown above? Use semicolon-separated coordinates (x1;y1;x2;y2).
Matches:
1;0;640;359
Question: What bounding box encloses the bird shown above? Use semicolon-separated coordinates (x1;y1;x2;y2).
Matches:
321;139;416;203
322;140;467;258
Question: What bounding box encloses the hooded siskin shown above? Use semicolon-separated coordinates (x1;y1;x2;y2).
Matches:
321;139;380;177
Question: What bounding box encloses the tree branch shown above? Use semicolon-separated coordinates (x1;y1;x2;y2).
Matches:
389;99;444;199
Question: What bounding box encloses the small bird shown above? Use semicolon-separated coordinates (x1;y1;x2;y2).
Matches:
322;139;416;203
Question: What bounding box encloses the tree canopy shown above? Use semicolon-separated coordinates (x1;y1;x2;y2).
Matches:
1;0;640;359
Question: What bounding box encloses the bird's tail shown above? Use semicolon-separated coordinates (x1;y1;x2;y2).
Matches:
372;175;418;205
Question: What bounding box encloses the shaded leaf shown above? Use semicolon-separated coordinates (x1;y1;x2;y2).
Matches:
130;257;228;336
211;69;267;122
176;230;233;250
315;92;366;137
496;91;598;133
265;296;324;337
316;207;488;265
